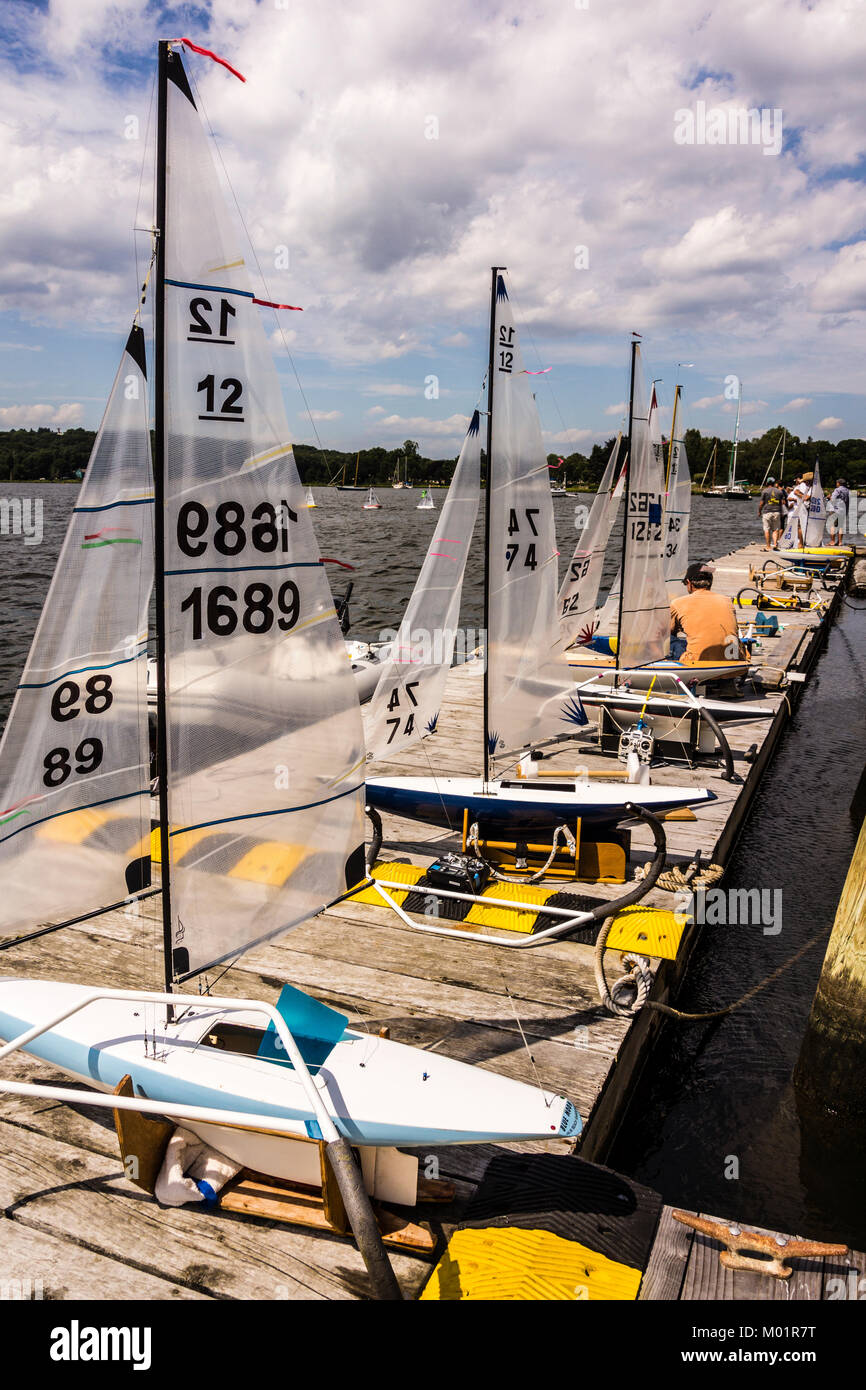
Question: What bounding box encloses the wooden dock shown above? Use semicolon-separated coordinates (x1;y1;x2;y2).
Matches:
0;540;854;1300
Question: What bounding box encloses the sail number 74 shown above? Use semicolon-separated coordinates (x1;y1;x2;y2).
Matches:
505;506;540;571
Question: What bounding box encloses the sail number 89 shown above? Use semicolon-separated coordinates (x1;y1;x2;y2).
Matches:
180;581;300;639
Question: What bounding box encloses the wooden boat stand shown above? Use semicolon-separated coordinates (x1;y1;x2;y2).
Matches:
461;806;629;884
671;1210;848;1279
112;1075;451;1254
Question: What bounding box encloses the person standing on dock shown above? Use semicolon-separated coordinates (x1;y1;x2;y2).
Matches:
669;561;745;664
828;479;849;544
758;476;786;549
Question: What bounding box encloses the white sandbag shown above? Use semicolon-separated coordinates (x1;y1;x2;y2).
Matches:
154;1125;243;1207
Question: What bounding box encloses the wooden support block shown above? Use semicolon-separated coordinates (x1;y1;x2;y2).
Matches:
113;1073;173;1194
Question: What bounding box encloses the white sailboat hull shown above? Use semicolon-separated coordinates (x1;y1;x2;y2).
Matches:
566;651;749;688
0;979;579;1149
366;773;715;834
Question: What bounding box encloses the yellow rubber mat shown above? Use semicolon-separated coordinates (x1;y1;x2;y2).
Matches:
352;861;685;957
420;1227;642;1301
348;860;424;905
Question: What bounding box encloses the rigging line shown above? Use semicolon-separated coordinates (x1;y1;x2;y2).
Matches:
504;280;574;446
132;66;157;319
186;67;337;484
495;969;552;1103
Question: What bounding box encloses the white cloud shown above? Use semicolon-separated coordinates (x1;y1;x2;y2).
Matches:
0;341;41;351
809;241;866;313
0;402;83;427
817;416;843;429
543;428;595;446
378;412;469;436
307;409;341;420
692;395;724;410
604;401;627;416
780;397;812;410
362;382;420;397
1;0;866;436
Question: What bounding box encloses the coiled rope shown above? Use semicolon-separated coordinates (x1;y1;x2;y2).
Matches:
468;820;576;885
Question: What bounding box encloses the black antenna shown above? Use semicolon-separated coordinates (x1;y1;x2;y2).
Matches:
616;336;640;685
483;266;504;785
153;40;174;996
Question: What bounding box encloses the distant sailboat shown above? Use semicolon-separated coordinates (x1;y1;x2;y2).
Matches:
335;452;365;491
304;486;317;508
363;486;382;510
416;488;434;510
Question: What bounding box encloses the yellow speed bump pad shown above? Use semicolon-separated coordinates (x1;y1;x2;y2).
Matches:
348;860;424;906
606;904;687;961
420;1227;641;1301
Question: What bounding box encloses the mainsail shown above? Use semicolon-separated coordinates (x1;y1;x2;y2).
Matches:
0;325;153;933
557;434;622;647
486;274;582;756
160;52;365;979
365;411;481;761
617;348;669;669
804;460;827;547
663;404;691;582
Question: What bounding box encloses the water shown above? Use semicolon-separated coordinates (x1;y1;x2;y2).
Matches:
4;479;861;1244
0;482;765;720
608;598;866;1248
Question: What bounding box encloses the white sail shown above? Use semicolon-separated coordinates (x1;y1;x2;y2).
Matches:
161;54;365;979
558;434;622;646
804;459;827;547
617;349;669;669
365;412;481;761
487;275;584;756
779;498;806;550
0;325;153;933
663;430;691;582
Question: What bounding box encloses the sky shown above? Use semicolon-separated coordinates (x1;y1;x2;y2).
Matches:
0;0;864;460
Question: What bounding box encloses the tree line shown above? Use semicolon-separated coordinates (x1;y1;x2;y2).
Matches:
1;424;863;489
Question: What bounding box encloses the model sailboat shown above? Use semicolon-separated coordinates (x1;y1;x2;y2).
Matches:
0;45;581;1187
365;273;715;835
566;350;748;690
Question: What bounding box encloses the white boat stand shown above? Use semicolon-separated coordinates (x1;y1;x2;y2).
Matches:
0;987;403;1300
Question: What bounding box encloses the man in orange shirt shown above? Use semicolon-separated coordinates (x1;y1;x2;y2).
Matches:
670;561;744;665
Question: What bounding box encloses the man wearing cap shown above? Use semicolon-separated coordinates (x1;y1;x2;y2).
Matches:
827;479;849;544
758;476;786;549
670;561;744;664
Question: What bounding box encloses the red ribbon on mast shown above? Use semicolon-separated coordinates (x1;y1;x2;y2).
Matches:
180;37;246;83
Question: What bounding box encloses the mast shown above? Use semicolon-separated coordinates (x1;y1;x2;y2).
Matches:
482;266;502;785
780;427;786;484
729;382;742;489
615;336;639;682
153;39;174;995
354;452;359;487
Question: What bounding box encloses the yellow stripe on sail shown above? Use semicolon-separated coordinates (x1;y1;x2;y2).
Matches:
240;442;294;473
206;258;245;273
